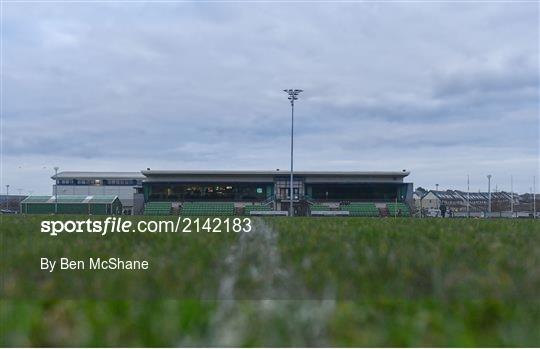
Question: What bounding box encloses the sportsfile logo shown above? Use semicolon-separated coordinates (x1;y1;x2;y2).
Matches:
41;217;134;236
41;217;253;236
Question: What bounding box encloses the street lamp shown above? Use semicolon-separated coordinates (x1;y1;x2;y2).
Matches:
487;174;492;214
54;167;59;214
283;89;303;217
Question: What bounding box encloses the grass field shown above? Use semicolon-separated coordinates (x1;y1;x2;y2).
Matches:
1;215;539;346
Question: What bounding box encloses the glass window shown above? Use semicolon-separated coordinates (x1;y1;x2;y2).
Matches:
308;183;401;201
147;182;270;201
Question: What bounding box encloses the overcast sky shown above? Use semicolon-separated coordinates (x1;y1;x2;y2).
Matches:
1;2;539;195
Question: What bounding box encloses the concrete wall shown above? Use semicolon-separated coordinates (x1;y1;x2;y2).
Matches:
133;193;145;215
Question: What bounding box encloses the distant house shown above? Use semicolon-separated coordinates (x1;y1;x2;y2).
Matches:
454;191;488;212
421;190;467;211
417;188;533;214
0;195;28;213
412;188;427;210
413;191;423;210
516;193;539;212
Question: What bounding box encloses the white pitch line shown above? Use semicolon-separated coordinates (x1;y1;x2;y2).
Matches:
203;218;335;347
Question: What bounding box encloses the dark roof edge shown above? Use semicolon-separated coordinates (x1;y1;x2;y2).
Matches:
141;170;410;177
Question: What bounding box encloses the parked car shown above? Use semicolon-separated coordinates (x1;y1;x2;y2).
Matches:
425;208;441;217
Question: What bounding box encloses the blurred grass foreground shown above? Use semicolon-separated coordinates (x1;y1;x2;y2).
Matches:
1;215;539;346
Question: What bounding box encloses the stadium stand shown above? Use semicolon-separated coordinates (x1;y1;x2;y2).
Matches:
143;202;172;215
243;204;273;215
181;202;235;216
340;202;380;217
386;202;410;217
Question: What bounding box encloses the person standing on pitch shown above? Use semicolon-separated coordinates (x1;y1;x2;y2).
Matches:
440;203;447;218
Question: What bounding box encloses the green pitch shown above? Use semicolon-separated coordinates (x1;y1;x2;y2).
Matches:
1;216;539;346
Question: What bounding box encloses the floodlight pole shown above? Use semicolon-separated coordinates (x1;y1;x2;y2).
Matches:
54;167;59;214
283;89;303;217
487;174;492;214
510;175;514;217
5;184;9;210
531;187;534;214
290;100;294;217
534;176;537;219
467;175;470;218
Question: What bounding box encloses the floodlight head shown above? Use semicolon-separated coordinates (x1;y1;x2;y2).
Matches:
284;88;303;106
284;89;303;95
54;166;59;171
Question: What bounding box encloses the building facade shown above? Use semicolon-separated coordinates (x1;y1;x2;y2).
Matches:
140;170;413;216
52;172;144;214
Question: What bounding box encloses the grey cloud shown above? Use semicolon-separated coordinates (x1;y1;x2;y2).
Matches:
2;2;538;194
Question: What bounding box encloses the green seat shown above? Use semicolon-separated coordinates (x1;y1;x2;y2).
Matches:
386;203;410;217
143;202;172;215
340;203;380;217
181;202;235;216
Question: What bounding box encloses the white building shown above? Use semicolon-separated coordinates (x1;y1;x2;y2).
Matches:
52;171;144;214
413;192;423;211
421;190;467;211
